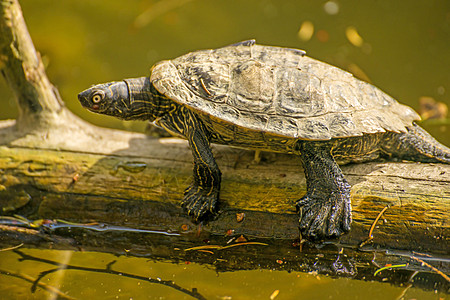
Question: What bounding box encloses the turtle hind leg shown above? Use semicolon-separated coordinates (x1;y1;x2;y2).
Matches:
296;141;352;239
382;123;450;164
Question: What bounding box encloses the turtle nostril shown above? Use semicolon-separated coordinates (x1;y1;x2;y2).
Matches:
77;93;89;107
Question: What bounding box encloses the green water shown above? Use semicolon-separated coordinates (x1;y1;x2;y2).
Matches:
0;1;449;298
0;248;445;299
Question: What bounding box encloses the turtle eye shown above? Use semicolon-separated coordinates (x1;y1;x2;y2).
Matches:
91;91;105;103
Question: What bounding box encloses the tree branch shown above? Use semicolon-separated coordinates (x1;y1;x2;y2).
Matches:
0;0;63;130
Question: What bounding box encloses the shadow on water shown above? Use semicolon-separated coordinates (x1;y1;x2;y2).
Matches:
1;133;449;299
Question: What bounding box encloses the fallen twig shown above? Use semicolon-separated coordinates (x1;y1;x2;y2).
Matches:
374;263;408;276
411;256;450;283
184;241;268;252
359;205;389;247
0;224;39;235
0;243;23;252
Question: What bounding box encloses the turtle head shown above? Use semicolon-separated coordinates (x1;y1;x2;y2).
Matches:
78;77;156;121
78;81;133;119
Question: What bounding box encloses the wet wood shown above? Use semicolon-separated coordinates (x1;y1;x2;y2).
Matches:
1;230;449;293
0;129;449;254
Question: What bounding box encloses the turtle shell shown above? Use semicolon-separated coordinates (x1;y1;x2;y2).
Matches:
151;40;419;140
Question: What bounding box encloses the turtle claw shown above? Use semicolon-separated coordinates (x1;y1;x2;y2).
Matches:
182;184;219;221
296;193;352;240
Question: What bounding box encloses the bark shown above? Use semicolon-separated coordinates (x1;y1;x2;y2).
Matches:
1;129;449;254
0;0;63;130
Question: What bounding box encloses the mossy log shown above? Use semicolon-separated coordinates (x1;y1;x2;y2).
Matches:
1;122;449;254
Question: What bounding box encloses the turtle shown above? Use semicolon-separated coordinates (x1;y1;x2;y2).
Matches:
78;40;450;239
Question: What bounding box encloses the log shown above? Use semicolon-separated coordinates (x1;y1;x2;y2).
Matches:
0;0;449;292
1;129;449;291
1;125;449;254
0;0;449;253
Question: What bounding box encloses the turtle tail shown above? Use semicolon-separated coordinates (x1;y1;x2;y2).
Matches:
382;123;450;164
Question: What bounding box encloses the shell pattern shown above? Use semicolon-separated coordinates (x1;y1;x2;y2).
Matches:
151;40;419;140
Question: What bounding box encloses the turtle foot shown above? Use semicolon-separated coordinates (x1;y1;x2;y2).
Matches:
182;184;219;221
296;192;352;240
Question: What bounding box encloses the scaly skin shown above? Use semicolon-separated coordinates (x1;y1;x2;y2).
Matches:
78;77;450;240
296;141;352;239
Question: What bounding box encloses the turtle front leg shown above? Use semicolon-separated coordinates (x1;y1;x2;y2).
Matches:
296;141;352;239
182;125;221;221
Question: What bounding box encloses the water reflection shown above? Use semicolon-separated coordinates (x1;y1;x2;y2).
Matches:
0;246;447;299
0;213;449;298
